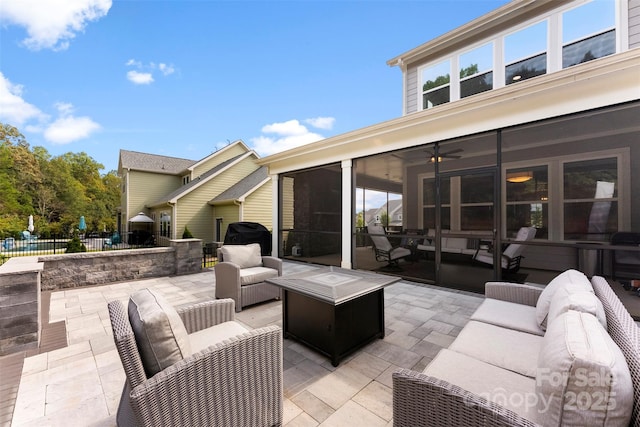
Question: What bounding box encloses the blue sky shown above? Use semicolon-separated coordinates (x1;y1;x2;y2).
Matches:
1;0;510;173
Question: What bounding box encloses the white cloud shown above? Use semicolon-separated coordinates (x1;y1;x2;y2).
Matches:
0;72;48;126
158;63;175;76
250;119;327;156
44;115;101;144
125;59;176;84
305;116;335;130
127;70;154;85
0;0;112;51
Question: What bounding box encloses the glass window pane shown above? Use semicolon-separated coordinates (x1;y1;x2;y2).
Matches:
423;177;450;205
506;166;548;202
564;202;618;241
507;204;548;239
461;206;493;230
460;43;493;76
422;60;451;91
505;53;546;85
504;21;547;64
564;158;617;200
563;1;615;44
563;30;615;68
461;72;493;98
423;86;449;109
461;174;493;203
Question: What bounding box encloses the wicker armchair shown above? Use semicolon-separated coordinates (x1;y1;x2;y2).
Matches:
215;244;282;312
108;297;283;427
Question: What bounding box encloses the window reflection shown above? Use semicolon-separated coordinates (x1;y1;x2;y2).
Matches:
460;43;493;98
506;166;548;238
422;60;451;109
504;21;547;85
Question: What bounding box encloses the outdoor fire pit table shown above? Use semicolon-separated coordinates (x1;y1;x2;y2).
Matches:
266;266;400;366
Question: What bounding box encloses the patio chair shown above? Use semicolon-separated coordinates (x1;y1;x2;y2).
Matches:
473;226;536;273
215;243;282;312
610;231;640;282
108;289;283;427
367;224;412;269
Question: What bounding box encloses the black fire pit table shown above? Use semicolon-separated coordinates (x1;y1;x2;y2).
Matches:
266;266;400;366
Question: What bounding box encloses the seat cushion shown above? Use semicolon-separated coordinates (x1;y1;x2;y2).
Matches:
449;321;543;378
221;243;263;268
470;298;544;336
535;269;593;330
536;310;633;427
188;321;249;354
547;288;607;330
424;349;538;422
128;288;192;377
239;266;279;286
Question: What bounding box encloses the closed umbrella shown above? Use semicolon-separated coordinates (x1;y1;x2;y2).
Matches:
28;215;34;233
79;216;87;232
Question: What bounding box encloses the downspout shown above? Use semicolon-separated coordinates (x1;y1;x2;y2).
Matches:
234;199;243;221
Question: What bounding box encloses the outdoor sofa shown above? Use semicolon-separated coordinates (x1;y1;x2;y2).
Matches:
393;269;640;426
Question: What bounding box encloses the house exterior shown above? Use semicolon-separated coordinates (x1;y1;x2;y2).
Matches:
259;0;640;290
118;140;273;243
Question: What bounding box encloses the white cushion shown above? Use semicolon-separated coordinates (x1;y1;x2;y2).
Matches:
535;269;592;330
424;349;538;421
239;266;279;286
221;243;263;269
128;288;192;377
547;289;607;330
471;298;544;336
449;321;543;378
188;321;249;353
536;310;633;427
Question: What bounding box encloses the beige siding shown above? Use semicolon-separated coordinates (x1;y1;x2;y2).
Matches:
192;143;249;177
126;171;180;231
213;204;240;241
242;181;273;231
175;157;259;241
406;66;418;115
631;0;640;48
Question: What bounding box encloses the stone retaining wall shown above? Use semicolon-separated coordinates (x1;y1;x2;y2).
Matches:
0;239;202;354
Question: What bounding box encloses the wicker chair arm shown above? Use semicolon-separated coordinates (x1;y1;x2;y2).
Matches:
176;298;236;334
262;256;282;275
393;369;540;427
484;281;544;307
129;325;283;427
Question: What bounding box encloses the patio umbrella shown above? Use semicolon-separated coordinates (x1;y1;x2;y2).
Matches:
28;215;34;233
128;212;154;223
79;216;87;232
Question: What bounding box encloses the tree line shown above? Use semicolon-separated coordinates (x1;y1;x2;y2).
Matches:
0;123;121;239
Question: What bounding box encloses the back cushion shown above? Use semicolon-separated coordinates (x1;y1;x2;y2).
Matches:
128;288;192;377
535;269;592;330
221;243;263;268
536;310;633;427
547;289;607;330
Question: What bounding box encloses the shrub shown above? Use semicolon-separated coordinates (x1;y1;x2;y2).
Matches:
66;234;87;253
182;226;194;239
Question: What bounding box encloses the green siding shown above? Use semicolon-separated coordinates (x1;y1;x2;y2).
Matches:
125;171;180;230
214;204;240;241
192;143;249;177
243;181;273;231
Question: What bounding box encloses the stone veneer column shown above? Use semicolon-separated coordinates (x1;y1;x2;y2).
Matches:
0;257;43;355
169;238;203;275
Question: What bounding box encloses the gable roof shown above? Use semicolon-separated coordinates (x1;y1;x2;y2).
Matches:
119;150;195;174
209;166;269;204
188;140;252;172
147;152;256;207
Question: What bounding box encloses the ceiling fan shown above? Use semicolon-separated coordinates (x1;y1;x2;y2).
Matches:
427;148;463;163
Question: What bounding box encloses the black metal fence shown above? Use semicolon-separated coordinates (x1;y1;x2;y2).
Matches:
1;231;160;264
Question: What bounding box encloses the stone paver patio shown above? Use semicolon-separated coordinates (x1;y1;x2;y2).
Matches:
9;261;484;426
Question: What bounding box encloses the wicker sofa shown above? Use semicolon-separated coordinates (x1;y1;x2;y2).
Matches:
393;270;640;427
109;289;283;427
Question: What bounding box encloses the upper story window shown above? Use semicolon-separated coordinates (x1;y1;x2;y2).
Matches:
417;0;620;112
422;60;450;109
182;175;190;185
505;21;547;85
460;43;493;98
562;1;616;68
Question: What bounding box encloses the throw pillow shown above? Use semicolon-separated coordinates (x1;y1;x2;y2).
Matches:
535;269;592;330
128;288;192;377
547;289;607;330
536;310;633;427
221;243;263;268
